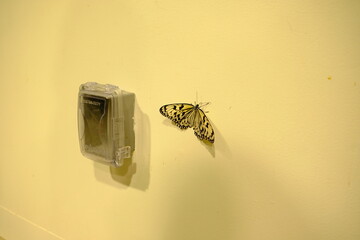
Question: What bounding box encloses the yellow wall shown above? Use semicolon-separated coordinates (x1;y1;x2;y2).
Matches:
1;1;359;239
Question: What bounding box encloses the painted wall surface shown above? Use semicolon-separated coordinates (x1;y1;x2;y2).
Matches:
1;1;359;239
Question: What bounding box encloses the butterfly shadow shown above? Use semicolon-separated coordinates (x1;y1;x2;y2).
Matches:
209;122;232;159
200;139;215;157
163;119;216;157
200;122;232;159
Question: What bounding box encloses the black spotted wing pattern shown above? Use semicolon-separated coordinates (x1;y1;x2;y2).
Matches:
193;108;215;143
159;103;215;143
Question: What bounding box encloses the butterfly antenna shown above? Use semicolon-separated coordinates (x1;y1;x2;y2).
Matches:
200;102;210;108
199;102;211;113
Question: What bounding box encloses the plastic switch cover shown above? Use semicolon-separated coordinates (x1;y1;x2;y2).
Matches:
78;82;135;167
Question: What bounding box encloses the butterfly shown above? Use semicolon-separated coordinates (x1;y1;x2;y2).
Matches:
159;103;215;143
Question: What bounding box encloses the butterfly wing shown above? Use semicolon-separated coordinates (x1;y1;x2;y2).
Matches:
193;108;215;143
159;103;195;129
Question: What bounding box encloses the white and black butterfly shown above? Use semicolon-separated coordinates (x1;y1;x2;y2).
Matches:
159;103;215;143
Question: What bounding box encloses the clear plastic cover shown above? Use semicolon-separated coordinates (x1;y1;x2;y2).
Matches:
78;82;134;167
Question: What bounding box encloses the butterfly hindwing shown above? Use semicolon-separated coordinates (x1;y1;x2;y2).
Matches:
193;108;215;143
160;103;215;143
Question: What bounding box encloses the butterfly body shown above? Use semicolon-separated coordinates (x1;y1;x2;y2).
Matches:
160;103;215;143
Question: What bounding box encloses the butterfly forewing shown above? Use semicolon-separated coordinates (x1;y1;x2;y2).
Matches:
160;103;215;143
159;103;195;129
